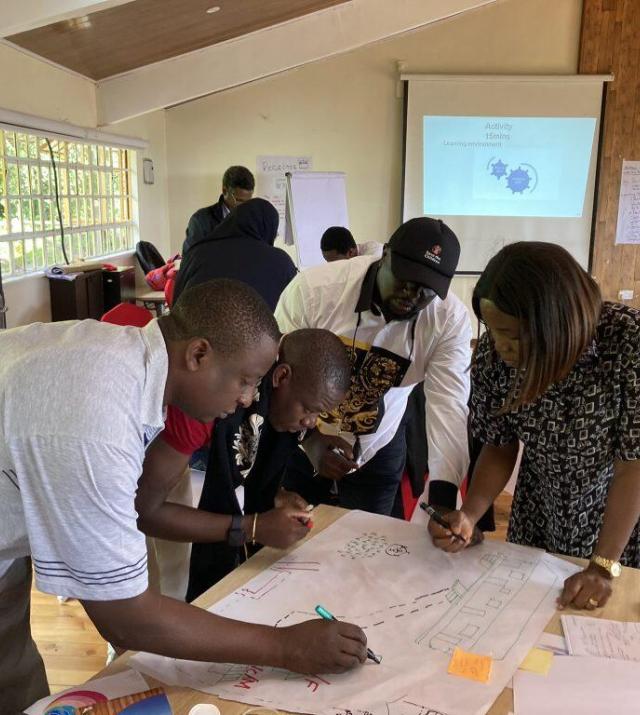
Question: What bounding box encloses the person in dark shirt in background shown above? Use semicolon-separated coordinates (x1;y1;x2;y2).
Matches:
182;165;255;256
174;198;297;311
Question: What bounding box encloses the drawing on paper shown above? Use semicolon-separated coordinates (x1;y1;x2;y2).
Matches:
386;695;449;715
338;532;388;559
130;510;580;715
417;552;563;660
271;559;321;573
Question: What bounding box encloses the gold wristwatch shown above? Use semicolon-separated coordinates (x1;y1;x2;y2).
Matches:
590;554;622;578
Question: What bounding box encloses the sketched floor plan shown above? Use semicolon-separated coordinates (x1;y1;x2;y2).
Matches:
131;511;579;715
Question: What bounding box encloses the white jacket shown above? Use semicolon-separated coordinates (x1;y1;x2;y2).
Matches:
275;255;471;492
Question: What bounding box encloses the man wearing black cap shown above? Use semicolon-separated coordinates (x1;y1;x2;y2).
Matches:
276;217;471;516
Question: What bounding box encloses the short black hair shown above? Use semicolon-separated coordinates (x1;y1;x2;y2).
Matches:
280;329;351;395
222;166;255;192
160;278;279;358
320;226;356;254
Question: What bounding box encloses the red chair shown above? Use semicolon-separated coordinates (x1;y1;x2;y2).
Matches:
101;302;153;327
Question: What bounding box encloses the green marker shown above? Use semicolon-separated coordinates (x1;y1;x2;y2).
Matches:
315;604;382;664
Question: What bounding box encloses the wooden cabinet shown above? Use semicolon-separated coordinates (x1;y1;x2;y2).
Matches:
48;266;136;322
103;266;136;312
48;270;104;321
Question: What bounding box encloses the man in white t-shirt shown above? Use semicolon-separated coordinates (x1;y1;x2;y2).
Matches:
0;279;367;713
320;226;383;263
277;217;471;516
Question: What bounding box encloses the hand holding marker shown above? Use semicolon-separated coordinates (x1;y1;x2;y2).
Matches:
303;503;314;529
330;439;362;473
420;502;467;543
315;604;382;664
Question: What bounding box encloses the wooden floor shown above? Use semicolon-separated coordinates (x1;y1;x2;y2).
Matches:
31;491;513;694
31;589;108;693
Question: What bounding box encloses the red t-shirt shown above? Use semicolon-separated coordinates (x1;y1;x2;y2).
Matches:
161;405;213;455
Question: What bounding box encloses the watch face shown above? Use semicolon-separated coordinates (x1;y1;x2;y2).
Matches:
611;562;622;578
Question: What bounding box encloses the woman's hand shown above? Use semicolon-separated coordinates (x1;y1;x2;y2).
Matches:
427;509;477;553
558;563;613;610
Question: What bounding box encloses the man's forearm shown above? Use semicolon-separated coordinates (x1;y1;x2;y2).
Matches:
593;460;640;561
139;503;249;544
461;442;519;523
83;590;284;666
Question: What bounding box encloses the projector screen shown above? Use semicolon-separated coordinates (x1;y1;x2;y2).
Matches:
402;76;609;273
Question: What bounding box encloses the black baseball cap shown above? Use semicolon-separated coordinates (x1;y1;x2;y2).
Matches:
387;217;460;299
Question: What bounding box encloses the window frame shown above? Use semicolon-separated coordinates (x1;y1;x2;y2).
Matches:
0;126;139;280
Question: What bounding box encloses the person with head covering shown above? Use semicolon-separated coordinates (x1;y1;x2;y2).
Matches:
429;241;640;611
182;165;255;256
174;197;297;311
276;217;472;516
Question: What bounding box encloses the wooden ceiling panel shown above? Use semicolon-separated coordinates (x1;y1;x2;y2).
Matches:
8;0;351;80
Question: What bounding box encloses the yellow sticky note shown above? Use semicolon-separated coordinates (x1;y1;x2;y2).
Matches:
519;647;554;675
447;647;493;683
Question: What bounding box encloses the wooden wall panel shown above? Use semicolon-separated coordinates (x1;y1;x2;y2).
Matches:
580;0;640;306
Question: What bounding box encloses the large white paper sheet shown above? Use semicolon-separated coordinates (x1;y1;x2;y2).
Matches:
513;655;640;715
131;511;578;715
561;614;640;661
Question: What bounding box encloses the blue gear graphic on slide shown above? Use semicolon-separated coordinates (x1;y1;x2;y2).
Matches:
490;159;508;179
506;166;531;193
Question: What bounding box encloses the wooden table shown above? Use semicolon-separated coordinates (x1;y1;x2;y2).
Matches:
96;505;640;715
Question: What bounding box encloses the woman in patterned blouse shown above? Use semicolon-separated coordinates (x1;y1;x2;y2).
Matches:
429;242;640;610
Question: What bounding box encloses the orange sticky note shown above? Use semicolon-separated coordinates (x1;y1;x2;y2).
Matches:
519;647;554;675
447;647;493;683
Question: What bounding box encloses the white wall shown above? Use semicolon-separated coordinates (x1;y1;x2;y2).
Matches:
0;41;96;126
106;110;171;259
0;44;170;326
164;0;583;324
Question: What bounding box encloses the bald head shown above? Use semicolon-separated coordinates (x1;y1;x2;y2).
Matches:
268;329;351;432
280;329;351;395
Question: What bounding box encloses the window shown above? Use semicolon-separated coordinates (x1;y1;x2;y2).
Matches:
0;127;137;278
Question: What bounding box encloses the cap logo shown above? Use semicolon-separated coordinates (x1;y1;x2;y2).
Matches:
425;244;442;264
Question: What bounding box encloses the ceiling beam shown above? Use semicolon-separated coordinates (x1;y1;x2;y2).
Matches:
97;0;496;125
1;0;135;37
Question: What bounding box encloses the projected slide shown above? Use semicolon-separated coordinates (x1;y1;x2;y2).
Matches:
423;116;596;217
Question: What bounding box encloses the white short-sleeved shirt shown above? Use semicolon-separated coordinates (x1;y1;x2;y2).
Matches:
0;319;167;600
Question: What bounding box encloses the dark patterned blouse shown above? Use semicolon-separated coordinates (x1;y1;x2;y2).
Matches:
470;302;640;566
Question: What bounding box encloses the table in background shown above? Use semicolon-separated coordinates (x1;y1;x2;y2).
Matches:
95;505;640;715
135;290;166;317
